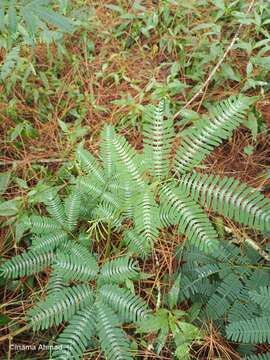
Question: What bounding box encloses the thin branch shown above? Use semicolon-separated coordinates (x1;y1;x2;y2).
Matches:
173;0;256;119
0;324;30;343
0;158;68;167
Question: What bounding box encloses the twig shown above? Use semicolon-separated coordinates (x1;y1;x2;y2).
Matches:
0;324;30;343
226;226;270;261
173;0;256;119
0;158;68;166
153;249;161;310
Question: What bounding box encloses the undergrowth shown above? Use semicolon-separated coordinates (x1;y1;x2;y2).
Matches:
0;1;270;360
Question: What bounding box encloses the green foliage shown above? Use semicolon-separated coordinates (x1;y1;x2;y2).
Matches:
0;1;74;46
53;253;98;282
138;308;202;359
2;93;270;358
76;143;105;185
226;316;270;344
160;182;219;253
30;231;68;252
53;306;96;360
178;172;270;232
249;286;270;309
175;241;270;358
99;257;139;283
96;301;133;360
143;99;175;179
174;96;254;174
244;354;270;360
100;284;148;323
0;1;76;85
28;284;94;331
0;47;20;81
2;2;270;358
73;96;270;258
0;250;54;278
1;223;149;359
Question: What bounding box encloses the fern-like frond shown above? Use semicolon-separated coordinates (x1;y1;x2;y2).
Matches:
93;203;122;230
244;354;270;360
143;99;174;179
53;253;98;282
47;272;65;296
226;316;270;343
249;286;270;310
52;306;96;360
178;172;270;232
123;229;152;257
228;301;260;323
27;215;62;234
134;190;160;247
99;257;139;283
111;131;146;187
100;284;149;322
27;284;93;331
100;124;115;178
0;251;53;279
179;263;221;298
101;191;123;210
116;181;135;217
76;175;105;199
174;95;252;174
76;142;105;184
44;190;66;225
30;231;68;252
64;188;81;231
68;242;97;265
160;183;220;252
79;202;94;219
76;176;121;210
96;300;133;360
0;47;20;81
205;274;243;320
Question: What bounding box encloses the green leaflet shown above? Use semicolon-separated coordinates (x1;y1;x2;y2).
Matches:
143;99;175;179
0;251;54;278
174;95;253;174
100;284;149;322
52;306;96;360
123;229;152;257
100;124;116;178
99;256;139;283
226;316;270;344
53;253;98;282
0;47;20;81
65;188;81;231
31;231;69;252
111;130;146;187
76;142;106;184
249;286;270;310
160;182;220;253
96;300;133;360
27;284;94;331
33;5;74;33
133;189;160;246
8;0;17;34
47;272;65;296
44;190;66;225
27;215;62;234
178;172;270;232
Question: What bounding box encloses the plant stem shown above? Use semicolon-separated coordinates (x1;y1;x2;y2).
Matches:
0;324;30;343
104;222;112;258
